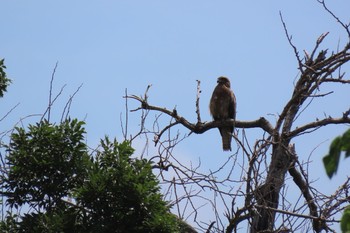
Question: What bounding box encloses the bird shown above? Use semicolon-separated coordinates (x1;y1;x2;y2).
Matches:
209;76;236;151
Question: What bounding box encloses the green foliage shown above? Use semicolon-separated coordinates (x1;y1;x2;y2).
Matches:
0;121;180;232
324;129;350;232
323;129;350;179
341;206;350;233
3;119;90;209
18;207;83;233
0;212;19;232
75;137;179;233
0;58;11;97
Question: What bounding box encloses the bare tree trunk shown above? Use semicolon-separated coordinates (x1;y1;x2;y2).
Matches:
250;142;293;233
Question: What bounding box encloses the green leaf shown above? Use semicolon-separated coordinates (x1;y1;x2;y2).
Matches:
2;118;89;210
323;136;342;179
341;206;350;233
75;137;179;232
0;58;11;98
341;129;350;158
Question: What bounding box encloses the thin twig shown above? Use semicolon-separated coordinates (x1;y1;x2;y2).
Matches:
61;83;83;122
279;11;303;72
47;62;58;122
0;103;19;122
121;88;129;141
317;0;350;37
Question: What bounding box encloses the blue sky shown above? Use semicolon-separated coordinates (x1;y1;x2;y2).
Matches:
1;1;350;231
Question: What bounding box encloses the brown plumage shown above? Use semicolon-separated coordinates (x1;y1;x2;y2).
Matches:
209;76;236;151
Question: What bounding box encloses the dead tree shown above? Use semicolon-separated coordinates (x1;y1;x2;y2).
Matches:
126;1;350;232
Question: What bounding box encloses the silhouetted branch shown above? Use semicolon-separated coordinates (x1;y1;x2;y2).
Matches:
61;83;83;122
288;155;324;232
41;63;67;122
279;11;303;72
46;61;58;122
317;0;350;37
288;115;350;138
0;103;19;122
127;93;274;139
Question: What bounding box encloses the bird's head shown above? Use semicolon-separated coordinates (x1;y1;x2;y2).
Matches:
217;76;231;88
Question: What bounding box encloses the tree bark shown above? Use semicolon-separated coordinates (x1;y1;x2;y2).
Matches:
250;142;293;233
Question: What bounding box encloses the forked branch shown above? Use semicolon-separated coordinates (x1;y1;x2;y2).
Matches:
126;92;274;143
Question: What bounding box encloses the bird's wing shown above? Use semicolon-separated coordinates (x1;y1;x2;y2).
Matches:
229;91;236;120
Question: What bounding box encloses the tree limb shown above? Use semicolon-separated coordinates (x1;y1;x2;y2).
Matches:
127;94;275;137
288;159;325;232
288;115;350;138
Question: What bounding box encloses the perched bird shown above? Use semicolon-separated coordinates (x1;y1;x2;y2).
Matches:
209;76;236;151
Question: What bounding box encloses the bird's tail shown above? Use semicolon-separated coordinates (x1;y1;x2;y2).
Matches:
220;128;232;151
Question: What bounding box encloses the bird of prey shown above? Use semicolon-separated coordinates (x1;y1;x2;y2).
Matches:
209;76;236;151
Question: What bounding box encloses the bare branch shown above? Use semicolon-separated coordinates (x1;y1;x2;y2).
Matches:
280;11;304;72
121;88;129;141
308;32;330;64
317;0;350;38
321;177;350;219
128;93;274;137
288;115;350;138
323;77;350;84
42;84;67;122
61;83;83;122
0;103;19;122
288;157;324;231
254;205;335;223
47;61;58;122
195;80;202;124
154;121;180;145
306;91;333;97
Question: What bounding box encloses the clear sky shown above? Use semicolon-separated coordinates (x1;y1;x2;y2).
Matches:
1;1;350;231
